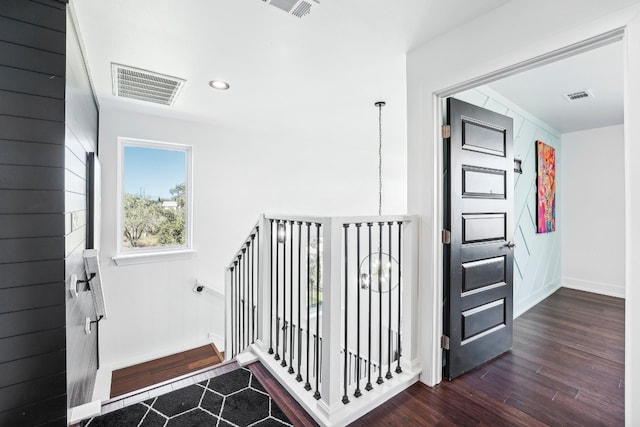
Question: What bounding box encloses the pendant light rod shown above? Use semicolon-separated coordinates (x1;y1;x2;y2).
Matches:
375;101;386;216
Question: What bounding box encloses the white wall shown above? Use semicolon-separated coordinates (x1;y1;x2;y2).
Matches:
97;101;407;370
561;125;625;297
454;86;563;318
406;1;640;423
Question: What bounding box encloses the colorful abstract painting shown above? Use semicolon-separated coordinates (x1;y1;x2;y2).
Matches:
536;140;556;233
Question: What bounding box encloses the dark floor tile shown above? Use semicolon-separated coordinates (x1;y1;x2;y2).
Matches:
152;384;205;417
87;404;148;427
208;368;251;395
166;408;217;427
271;400;290;424
251;374;267;393
253;418;292;426
201;389;224;417
222;388;270;426
140;409;167;427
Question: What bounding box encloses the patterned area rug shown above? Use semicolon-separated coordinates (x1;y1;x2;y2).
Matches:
86;367;292;427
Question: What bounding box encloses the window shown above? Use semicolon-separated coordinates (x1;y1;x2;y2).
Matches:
116;138;192;262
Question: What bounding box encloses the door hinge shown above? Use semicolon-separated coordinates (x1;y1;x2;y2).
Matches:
442;229;451;245
441;335;450;350
441;125;451;139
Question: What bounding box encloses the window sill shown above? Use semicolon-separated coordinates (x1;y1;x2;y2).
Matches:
112;249;196;266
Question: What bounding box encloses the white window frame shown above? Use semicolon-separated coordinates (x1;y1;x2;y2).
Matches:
113;137;194;266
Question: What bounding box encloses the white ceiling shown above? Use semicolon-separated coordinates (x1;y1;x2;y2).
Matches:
487;42;624;133
71;0;511;138
72;0;620;140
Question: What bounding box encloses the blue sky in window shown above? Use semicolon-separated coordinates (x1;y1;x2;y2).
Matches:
124;146;186;200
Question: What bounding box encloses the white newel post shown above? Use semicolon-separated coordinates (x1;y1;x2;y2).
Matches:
401;217;420;370
257;214;271;353
318;217;343;418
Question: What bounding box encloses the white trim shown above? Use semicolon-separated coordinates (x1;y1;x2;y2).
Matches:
429;29;627;388
116;137;193;260
112;249;196;266
563;277;625;299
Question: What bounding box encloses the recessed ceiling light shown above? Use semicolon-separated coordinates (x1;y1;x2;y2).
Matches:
209;80;230;90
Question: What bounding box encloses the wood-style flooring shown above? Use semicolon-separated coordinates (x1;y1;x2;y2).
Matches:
349;288;625;426
110;344;224;398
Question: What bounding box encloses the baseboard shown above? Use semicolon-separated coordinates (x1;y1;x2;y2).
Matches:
514;281;562;318
562;277;625;299
68;400;101;425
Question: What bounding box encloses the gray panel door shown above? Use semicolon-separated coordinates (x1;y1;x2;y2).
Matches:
444;97;514;380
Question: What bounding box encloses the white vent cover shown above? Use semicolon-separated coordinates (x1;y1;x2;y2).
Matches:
262;0;319;18
111;63;185;106
563;89;594;102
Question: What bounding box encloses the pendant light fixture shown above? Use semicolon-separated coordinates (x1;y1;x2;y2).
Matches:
359;101;399;292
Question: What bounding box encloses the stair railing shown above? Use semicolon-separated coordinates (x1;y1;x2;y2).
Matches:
225;213;420;426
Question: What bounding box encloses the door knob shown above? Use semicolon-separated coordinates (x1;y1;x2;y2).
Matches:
505;241;516;249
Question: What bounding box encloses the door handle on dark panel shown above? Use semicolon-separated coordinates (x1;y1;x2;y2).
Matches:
505;241;516;249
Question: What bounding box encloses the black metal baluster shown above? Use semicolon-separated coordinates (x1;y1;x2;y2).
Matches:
230;264;235;358
236;259;240;357
269;220;274;354
377;222;384;385
386;221;393;380
354;223;362;398
304;222;312;391
242;249;246;351
275;221;281;361
289;221;294;373
366;223;373;391
396;221;403;374
296;221;303;382
342;224;350;404
314;223;321;400
282;221;288;367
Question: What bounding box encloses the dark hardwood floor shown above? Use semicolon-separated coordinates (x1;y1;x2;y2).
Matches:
350;288;624;426
110;344;224;398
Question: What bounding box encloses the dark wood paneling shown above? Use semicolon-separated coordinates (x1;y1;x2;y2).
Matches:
0;165;64;191
0;260;63;289
0;40;64;76
0;237;64;264
0;0;65;31
0;214;65;239
0;395;66;427
0;372;66;413
0;16;65;54
0;190;64;214
0;350;65;388
0;140;64;167
0;115;65;144
32;0;67;11
0;305;65;339
0;328;65;364
0;89;65;122
0;283;64;313
0;65;64;98
0;1;68;421
349;289;624;426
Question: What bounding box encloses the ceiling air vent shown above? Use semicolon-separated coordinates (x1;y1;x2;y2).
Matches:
111;63;185;106
563;89;594;103
261;0;319;18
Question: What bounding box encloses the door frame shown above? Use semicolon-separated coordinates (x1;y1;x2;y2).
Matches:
428;28;626;386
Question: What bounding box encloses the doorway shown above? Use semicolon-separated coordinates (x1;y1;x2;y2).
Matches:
438;33;625;381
